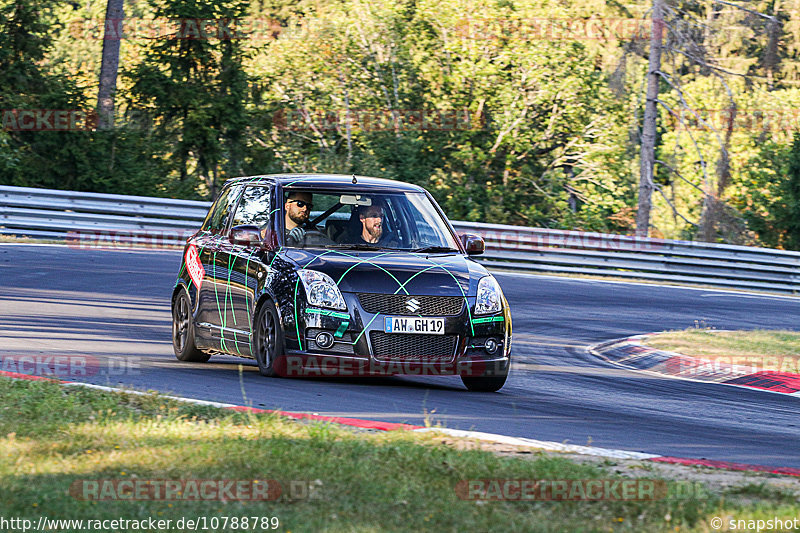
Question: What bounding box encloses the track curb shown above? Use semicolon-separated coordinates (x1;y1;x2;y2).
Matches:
589;334;800;397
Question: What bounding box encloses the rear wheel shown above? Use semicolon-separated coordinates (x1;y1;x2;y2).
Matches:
172;290;210;362
254;300;283;377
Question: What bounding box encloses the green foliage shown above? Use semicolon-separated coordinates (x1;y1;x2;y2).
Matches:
125;0;251;198
5;0;800;238
779;134;800;249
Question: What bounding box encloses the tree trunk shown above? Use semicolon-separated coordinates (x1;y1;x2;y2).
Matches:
635;0;664;237
97;0;124;130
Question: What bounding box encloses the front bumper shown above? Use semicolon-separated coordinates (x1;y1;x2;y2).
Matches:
278;292;511;377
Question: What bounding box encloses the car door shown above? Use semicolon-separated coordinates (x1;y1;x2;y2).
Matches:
223;184;277;356
193;184;243;351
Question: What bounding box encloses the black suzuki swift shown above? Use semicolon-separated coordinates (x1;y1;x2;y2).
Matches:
171;174;512;391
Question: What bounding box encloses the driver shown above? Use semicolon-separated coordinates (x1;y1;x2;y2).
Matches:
284;191;313;246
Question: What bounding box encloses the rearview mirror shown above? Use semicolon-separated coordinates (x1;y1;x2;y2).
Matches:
230;225;264;247
460;233;485;256
339;194;372;206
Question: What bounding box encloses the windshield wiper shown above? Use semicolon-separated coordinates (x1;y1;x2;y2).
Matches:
328;244;410;251
409;246;460;253
328;244;382;250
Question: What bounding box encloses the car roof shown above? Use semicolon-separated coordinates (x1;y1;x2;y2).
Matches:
226;174;427;193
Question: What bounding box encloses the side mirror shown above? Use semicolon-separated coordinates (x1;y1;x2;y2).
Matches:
460;233;485;256
229;225;264;247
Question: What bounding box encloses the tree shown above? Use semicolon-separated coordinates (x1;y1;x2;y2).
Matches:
97;0;125;129
127;0;251;198
633;0;782;240
635;0;664;237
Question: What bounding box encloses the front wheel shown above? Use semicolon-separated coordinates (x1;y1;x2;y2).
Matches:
172;290;210;362
254;300;284;377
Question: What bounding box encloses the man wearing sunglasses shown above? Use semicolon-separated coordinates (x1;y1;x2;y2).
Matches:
284;191;314;246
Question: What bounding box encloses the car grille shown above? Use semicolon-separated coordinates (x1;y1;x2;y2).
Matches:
369;331;457;362
358;294;465;316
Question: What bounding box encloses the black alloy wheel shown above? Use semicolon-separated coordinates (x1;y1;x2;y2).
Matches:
254;300;283;377
172;290;210;362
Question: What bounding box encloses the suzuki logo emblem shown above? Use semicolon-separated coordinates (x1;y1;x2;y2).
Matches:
406;298;421;313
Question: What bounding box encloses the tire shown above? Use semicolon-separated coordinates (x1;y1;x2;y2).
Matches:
172;290;210;362
254;299;284;377
461;374;508;392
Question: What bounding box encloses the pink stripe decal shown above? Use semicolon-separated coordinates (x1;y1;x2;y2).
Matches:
650;456;800;477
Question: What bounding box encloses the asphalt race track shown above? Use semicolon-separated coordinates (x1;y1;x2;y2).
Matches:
2;244;799;468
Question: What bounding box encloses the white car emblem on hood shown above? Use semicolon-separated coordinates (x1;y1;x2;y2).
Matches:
406;298;421;313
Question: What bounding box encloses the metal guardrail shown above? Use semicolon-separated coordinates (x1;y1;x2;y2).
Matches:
2;185;799;294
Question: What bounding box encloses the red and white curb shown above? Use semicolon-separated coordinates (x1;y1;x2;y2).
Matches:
590;334;800;397
3;370;800;477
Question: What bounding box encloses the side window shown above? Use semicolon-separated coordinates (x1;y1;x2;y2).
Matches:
201;185;242;235
232;186;273;228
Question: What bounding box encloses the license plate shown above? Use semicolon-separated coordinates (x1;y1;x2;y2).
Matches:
384;316;445;335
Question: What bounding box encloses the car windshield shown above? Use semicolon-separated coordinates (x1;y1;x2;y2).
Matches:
282;189;460;251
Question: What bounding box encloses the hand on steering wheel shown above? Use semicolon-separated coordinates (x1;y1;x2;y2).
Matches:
287;226;306;245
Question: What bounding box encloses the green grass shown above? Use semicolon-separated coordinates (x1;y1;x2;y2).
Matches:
1;377;798;532
644;329;800;373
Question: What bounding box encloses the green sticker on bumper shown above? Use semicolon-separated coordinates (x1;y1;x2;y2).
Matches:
334;321;349;338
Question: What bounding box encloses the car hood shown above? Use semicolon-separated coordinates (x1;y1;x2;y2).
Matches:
282;249;487;296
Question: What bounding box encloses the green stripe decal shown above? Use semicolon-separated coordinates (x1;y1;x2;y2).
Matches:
471;316;504;324
305;308;350;320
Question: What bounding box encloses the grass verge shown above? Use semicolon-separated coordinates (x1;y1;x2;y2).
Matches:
1;377;799;532
643;329;800;374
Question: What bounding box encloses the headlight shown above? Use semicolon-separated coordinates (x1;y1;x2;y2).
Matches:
298;269;347;311
475;275;503;315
